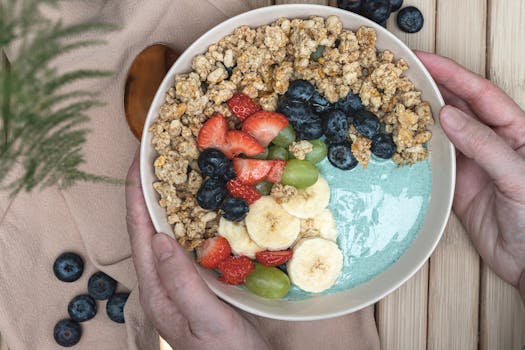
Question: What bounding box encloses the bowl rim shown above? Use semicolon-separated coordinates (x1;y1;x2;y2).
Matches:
140;4;456;321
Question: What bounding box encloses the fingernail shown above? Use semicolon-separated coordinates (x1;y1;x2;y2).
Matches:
440;106;467;132
152;233;174;262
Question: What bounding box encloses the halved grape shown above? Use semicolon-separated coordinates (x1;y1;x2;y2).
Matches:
268;145;289;160
281;159;319;189
272;124;296;148
255;180;273;196
252;148;269;160
245;263;290;299
304;139;328;164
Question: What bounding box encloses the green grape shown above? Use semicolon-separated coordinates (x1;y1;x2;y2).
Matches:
252;147;269;160
281;159;319;189
304;139;328;164
255;180;273;196
245;263;290;299
272;124;296;148
268;145;289;160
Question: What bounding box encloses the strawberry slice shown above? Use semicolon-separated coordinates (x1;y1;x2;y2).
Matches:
197;113;228;151
224;130;265;159
196;236;231;269
218;256;255;285
242;111;289;147
226;179;262;204
267;160;287;183
227;93;262;121
255;250;293;267
233;158;274;185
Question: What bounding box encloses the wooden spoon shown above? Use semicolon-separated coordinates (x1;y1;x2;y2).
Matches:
124;44;179;139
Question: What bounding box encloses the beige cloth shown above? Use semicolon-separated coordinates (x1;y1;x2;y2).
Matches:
0;1;379;349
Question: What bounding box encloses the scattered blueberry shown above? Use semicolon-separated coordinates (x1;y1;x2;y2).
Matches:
87;271;117;300
353;109;381;138
196;178;227;210
337;0;363;13
198;148;235;181
323;110;349;143
311;91;331;114
285;80;315;102
54;319;81;347
68;295;97;322
371;133;396;159
336;92;363;116
277;264;287;273
106;292;129;324
277;97;315;124
310;45;325;61
221;196;249;222
390;0;403;12
328;142;359;170
225;65;235;79
53;252;84;283
397;6;424;33
361;0;392;24
295;117;324;140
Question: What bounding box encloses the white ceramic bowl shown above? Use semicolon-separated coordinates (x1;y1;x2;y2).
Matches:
140;4;455;321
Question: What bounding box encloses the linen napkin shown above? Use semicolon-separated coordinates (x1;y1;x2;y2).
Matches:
0;1;379;349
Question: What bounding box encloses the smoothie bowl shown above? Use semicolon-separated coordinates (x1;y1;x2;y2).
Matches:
140;4;455;320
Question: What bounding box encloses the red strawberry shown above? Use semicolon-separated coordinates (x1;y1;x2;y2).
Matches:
255;250;293;267
196;237;231;269
197;114;228;151
242;111;289;147
226;93;262;121
232;158;274;185
224;130;265;158
218;256;255;285
267;160;287;183
226;179;262;204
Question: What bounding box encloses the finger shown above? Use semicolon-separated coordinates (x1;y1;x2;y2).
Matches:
440;105;525;197
437;83;476;119
152;233;233;328
126;147;162;301
416;51;525;147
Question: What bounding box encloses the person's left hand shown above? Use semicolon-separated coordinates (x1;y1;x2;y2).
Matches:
125;149;270;350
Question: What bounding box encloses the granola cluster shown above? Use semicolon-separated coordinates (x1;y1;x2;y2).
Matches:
150;16;434;248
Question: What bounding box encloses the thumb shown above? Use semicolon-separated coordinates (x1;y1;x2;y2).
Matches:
151;233;230;325
439;105;525;193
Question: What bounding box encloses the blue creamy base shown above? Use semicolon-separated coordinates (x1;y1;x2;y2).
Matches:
283;155;432;300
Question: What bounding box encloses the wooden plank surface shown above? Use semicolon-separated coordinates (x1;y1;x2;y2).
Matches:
481;1;525;349
426;0;487;349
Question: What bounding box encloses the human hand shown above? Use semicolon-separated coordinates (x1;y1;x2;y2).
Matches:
125;150;270;350
416;52;525;298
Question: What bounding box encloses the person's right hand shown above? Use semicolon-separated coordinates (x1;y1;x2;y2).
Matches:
416;52;525;299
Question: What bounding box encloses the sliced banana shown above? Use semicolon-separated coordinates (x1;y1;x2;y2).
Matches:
245;196;301;251
217;218;264;259
281;176;330;219
300;208;338;242
287;237;343;293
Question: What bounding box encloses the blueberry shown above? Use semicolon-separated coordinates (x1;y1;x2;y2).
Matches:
68;295;97;322
371;133;396;159
323;110;349;143
390;0;403;12
336;92;363;116
285;80;315;102
277;97;314;124
337;0;363;13
53;252;84;283
295;117;324;140
54;319;81;347
225;65;235;78
196;178;227;210
397;6;424;33
310;45;325;61
353;109;381;138
106;292;129;324
328;142;359;170
310;91;331;114
221;196;249;222
88;271;117;300
277;264;287;273
361;0;392;24
198;148;235;181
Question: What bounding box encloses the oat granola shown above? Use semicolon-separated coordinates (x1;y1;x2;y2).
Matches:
150;16;434;249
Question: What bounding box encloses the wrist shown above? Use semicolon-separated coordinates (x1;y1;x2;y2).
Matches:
519;270;525;304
